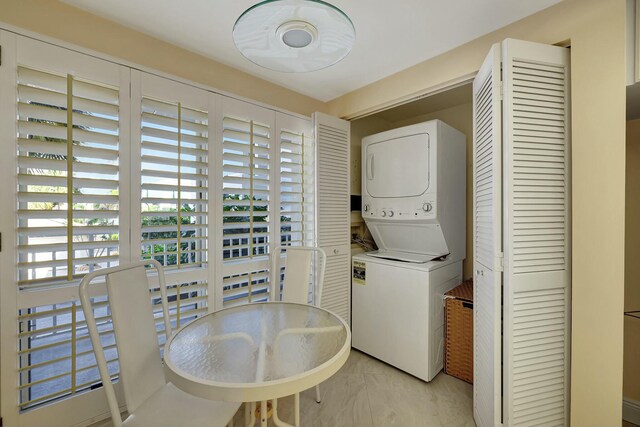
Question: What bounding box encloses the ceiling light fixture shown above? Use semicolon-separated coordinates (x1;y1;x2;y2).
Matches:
233;0;355;73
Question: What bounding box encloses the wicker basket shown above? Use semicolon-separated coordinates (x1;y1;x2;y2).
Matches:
444;279;473;383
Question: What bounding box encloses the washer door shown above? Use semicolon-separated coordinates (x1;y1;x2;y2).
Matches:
364;132;430;198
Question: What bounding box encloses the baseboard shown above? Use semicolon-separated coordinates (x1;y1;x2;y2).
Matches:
624;397;640;426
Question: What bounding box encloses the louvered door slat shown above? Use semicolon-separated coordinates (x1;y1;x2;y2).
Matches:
314;113;350;325
503;39;571;427
472;43;502;427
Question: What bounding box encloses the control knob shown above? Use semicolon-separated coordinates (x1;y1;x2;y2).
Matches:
388;210;394;217
363;204;369;212
381;210;387;217
422;203;433;212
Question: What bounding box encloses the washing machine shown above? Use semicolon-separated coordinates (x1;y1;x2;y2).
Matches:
351;254;462;381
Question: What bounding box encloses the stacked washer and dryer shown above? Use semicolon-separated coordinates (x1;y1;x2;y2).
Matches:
351;119;466;382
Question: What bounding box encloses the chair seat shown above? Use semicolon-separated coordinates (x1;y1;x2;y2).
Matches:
123;382;241;427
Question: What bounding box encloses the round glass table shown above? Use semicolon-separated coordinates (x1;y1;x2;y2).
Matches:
164;302;351;427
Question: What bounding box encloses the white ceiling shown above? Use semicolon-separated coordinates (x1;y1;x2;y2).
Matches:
61;0;561;102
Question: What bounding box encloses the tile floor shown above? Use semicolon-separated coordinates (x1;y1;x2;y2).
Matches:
232;349;475;427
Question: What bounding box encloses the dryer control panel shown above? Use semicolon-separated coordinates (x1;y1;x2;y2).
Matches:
362;197;437;220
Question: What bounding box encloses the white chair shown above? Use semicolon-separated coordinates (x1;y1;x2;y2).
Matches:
270;245;327;403
79;259;240;427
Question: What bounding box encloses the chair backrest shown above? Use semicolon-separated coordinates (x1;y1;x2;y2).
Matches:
79;260;171;427
270;246;326;306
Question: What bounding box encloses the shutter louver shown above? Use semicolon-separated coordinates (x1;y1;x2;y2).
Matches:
222;270;270;307
302;128;315;246
17;66;121;289
154;280;209;338
140;97;209;270
18;279;205;410
134;75;211;365
222;116;271;260
18;298;118;410
279;129;305;247
218;109;312;309
472;44;503;427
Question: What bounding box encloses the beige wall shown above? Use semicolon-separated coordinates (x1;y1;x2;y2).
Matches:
0;0;326;117
570;4;626;425
327;0;618;120
625;120;640;403
332;0;627;425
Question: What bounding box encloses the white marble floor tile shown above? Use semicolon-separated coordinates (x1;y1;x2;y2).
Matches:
364;370;474;427
228;349;474;427
232;373;373;427
286;373;374;427
337;349;399;375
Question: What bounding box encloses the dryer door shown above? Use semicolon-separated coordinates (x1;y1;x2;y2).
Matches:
364;132;430;198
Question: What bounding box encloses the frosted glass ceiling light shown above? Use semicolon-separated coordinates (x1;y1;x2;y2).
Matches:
233;0;355;73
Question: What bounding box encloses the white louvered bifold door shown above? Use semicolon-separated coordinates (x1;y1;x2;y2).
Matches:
473;43;503;427
313;113;350;325
502;39;571;427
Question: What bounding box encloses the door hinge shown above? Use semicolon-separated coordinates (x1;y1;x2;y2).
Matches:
498;81;503;101
496;252;504;272
0;232;2;252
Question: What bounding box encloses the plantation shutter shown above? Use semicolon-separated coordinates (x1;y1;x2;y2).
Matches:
0;33;131;427
221;100;272;261
219;98;275;307
313;113;350;324
271;113;315;303
502;39;571;427
472;44;503;427
138;94;209;269
277;112;314;248
131;70;213;328
16;66;121;289
279;128;305;246
0;31;320;427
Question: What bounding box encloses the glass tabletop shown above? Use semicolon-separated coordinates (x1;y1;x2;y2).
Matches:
166;302;348;385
